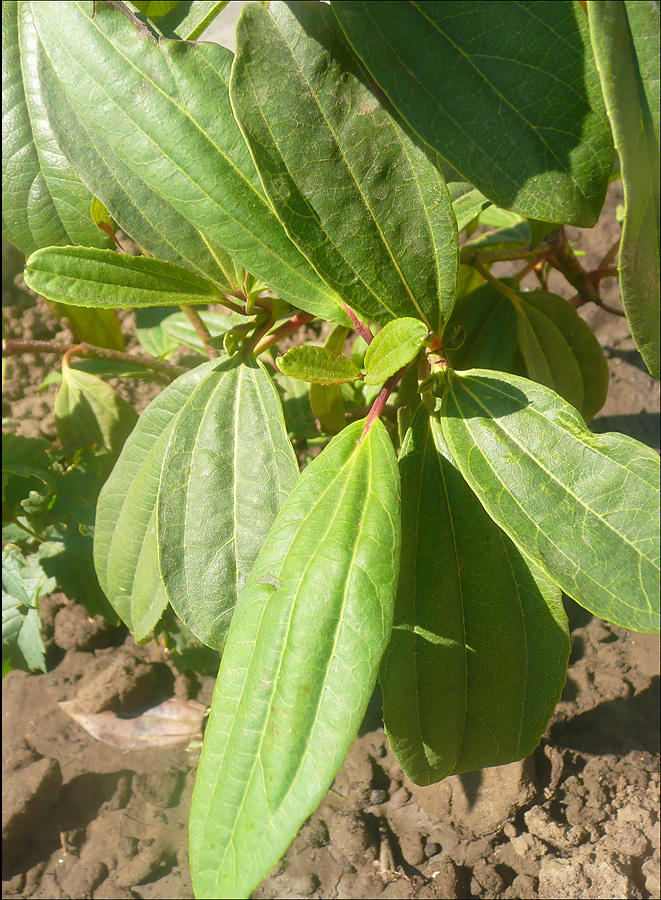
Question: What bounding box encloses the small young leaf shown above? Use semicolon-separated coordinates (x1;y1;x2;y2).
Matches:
278;346;361;385
47;301;124;351
189;419;400;899
25;247;224;308
309;325;353;432
364;318;428;385
2;544;54;675
381;408;569;784
441;370;660;633
94;359;223;640
55;360;137;456
158;355;299;651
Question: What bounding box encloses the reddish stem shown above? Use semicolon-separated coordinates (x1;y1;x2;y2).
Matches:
252;312;315;355
342;303;374;345
362;368;407;439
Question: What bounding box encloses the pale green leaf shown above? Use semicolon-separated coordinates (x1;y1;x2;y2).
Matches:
158;354;299;650
231;1;458;332
278;346;361;385
441;370;660;633
161;308;235;355
135;307;181;360
158;0;230;40
94;359;221;639
448;182;492;232
309;324;352;432
2;1;110;255
364;318;428;385
334;1;614;226
25;246;224;308
55;360;137;455
589;1;660;379
47;301;124;351
189;418;400;899
381;407;569;784
2;544;54;674
31;1;346;323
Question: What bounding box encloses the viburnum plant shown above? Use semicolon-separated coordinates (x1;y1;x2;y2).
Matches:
2;0;659;897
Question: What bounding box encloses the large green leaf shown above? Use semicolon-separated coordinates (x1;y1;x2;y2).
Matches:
381;407;569;785
230;1;458;333
333;0;614;227
25;246;225;308
158;354;299;650
589;1;660;379
30;1;346;323
441;370;660;633
94;359;221;640
189;418;400;899
54;359;137;455
2;1;109;255
516;290;609;421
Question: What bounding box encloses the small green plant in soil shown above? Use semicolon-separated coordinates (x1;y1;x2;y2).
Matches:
2;1;659;898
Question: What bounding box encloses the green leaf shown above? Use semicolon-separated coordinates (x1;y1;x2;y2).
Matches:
158;354;299;650
308;325;352;433
381;407;569;784
25;246;225;308
448;182;492;232
157;0;230;40
273;372;316;441
135;307;181;360
2;544;53;674
161;309;235;355
441;370;660;633
445;282;518;372
189;418;400;899
589;1;660;379
334;1;614;227
132;1;180;18
54;359;137;455
31;1;346;324
94;359;221;639
46;301;125;351
39;359;164;386
364;318;428;386
517;290;609;421
231;1;458;332
2;1;110;255
278;346;361;385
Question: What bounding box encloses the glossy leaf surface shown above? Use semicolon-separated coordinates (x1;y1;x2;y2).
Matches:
441;370;660;632
517;290;609;421
94;360;220;640
2;1;109;255
278;346;361;385
364;318;428;385
31;1;345;322
589;1;660;379
334;0;614;226
190;419;400;899
158;355;299;650
54;360;137;455
25;246;224;308
231;1;458;332
381;408;569;784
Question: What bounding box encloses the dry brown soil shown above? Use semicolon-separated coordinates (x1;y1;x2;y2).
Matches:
2;184;660;900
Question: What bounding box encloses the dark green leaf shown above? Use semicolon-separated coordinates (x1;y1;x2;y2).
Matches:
94;359;221;639
54;359;137;455
364;318;428;385
2;1;110;255
273;371;316;441
158;354;299;650
446;282;518;372
517;290;609;421
189;418;400;899
31;1;346;323
231;1;458;332
334;1;614;226
441;370;660;633
278;346;361;385
157;0;229;40
381;407;569;784
589;1;660;379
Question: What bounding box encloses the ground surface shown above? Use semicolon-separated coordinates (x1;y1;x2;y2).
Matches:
2;12;660;896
